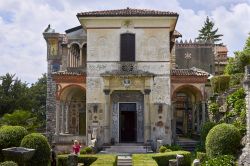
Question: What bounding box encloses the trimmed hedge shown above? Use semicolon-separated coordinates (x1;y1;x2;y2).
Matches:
57;154;117;166
0;161;18;166
153;151;191;166
206;123;241;158
196;152;207;163
132;154;158;166
20;133;50;166
0;126;28;161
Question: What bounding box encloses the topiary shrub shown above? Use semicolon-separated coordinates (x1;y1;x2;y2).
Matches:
20;133;50;166
85;147;93;154
206;123;241;158
0;126;28;162
202;155;235;166
0;161;18;166
159;146;167;153
200;121;216;151
153;151;191;166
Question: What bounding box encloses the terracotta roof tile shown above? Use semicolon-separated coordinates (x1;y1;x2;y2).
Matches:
77;8;178;17
171;68;209;76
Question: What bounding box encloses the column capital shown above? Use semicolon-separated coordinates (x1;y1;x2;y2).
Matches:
103;89;111;95
144;89;151;95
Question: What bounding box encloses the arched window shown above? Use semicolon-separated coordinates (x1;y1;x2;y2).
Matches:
120;33;135;61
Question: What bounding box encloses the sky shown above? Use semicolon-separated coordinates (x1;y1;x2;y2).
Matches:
0;0;250;84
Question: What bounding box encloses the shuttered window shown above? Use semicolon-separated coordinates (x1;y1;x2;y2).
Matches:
120;33;135;61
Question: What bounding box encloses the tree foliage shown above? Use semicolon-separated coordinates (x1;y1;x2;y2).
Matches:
0;110;39;132
196;16;223;43
0;73;47;132
224;34;250;75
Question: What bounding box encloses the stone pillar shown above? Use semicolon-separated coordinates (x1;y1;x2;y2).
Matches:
60;102;64;134
65;103;69;134
144;89;151;143
196;103;200;132
67;47;70;67
80;48;83;67
103;89;111;143
192;103;195;131
55;100;60;135
171;101;176;143
202;101;206;125
239;66;250;165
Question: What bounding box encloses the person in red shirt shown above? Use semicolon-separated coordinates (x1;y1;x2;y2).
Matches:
72;140;81;155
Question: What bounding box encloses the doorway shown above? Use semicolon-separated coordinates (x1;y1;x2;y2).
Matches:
119;103;137;142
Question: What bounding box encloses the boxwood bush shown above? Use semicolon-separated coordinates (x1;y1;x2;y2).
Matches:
0;126;28;161
57;154;117;166
132;154;158;166
0;161;18;166
206;123;241;158
20;133;50;166
153;151;191;166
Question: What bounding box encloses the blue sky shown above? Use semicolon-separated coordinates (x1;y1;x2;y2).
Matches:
0;0;249;83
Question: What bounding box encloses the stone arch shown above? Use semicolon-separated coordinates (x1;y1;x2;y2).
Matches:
172;84;204;135
59;84;86;135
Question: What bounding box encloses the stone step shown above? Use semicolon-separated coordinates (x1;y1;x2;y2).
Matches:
117;156;132;166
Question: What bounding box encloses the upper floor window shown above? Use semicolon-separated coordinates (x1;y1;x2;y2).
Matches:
120;33;135;61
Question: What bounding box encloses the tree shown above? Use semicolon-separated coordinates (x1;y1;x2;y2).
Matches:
224;34;250;75
28;74;47;130
196;16;223;43
0;73;31;116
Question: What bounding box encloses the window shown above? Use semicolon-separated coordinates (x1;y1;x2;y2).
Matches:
120;33;135;61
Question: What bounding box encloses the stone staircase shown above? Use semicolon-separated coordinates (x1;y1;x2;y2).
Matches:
176;138;198;152
100;143;153;154
117;155;132;166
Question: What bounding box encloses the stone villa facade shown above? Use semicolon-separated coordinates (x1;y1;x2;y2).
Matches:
43;8;209;148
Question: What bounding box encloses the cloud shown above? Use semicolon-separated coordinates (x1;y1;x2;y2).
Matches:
0;0;249;83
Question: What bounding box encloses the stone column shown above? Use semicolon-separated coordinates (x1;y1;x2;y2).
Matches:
67;47;70;67
60;102;65;134
103;89;111;143
196;103;200;132
80;48;83;67
202;101;206;125
55;100;60;135
65;103;69;134
239;66;250;165
192;103;195;131
171;101;176;143
144;89;151;143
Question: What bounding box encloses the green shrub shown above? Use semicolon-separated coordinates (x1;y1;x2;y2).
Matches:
206;123;241;158
80;149;87;154
133;154;158;166
211;75;230;93
208;103;219;115
200;122;216;151
153;151;191;166
0;161;18;166
226;88;246;108
57;154;117;166
196;152;207;163
0;126;28;161
202;155;235;166
85;147;93;154
20;133;50;166
162;144;183;151
159;146;167;153
229;73;244;86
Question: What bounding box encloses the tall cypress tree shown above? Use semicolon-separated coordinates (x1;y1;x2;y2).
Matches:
196;16;223;43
